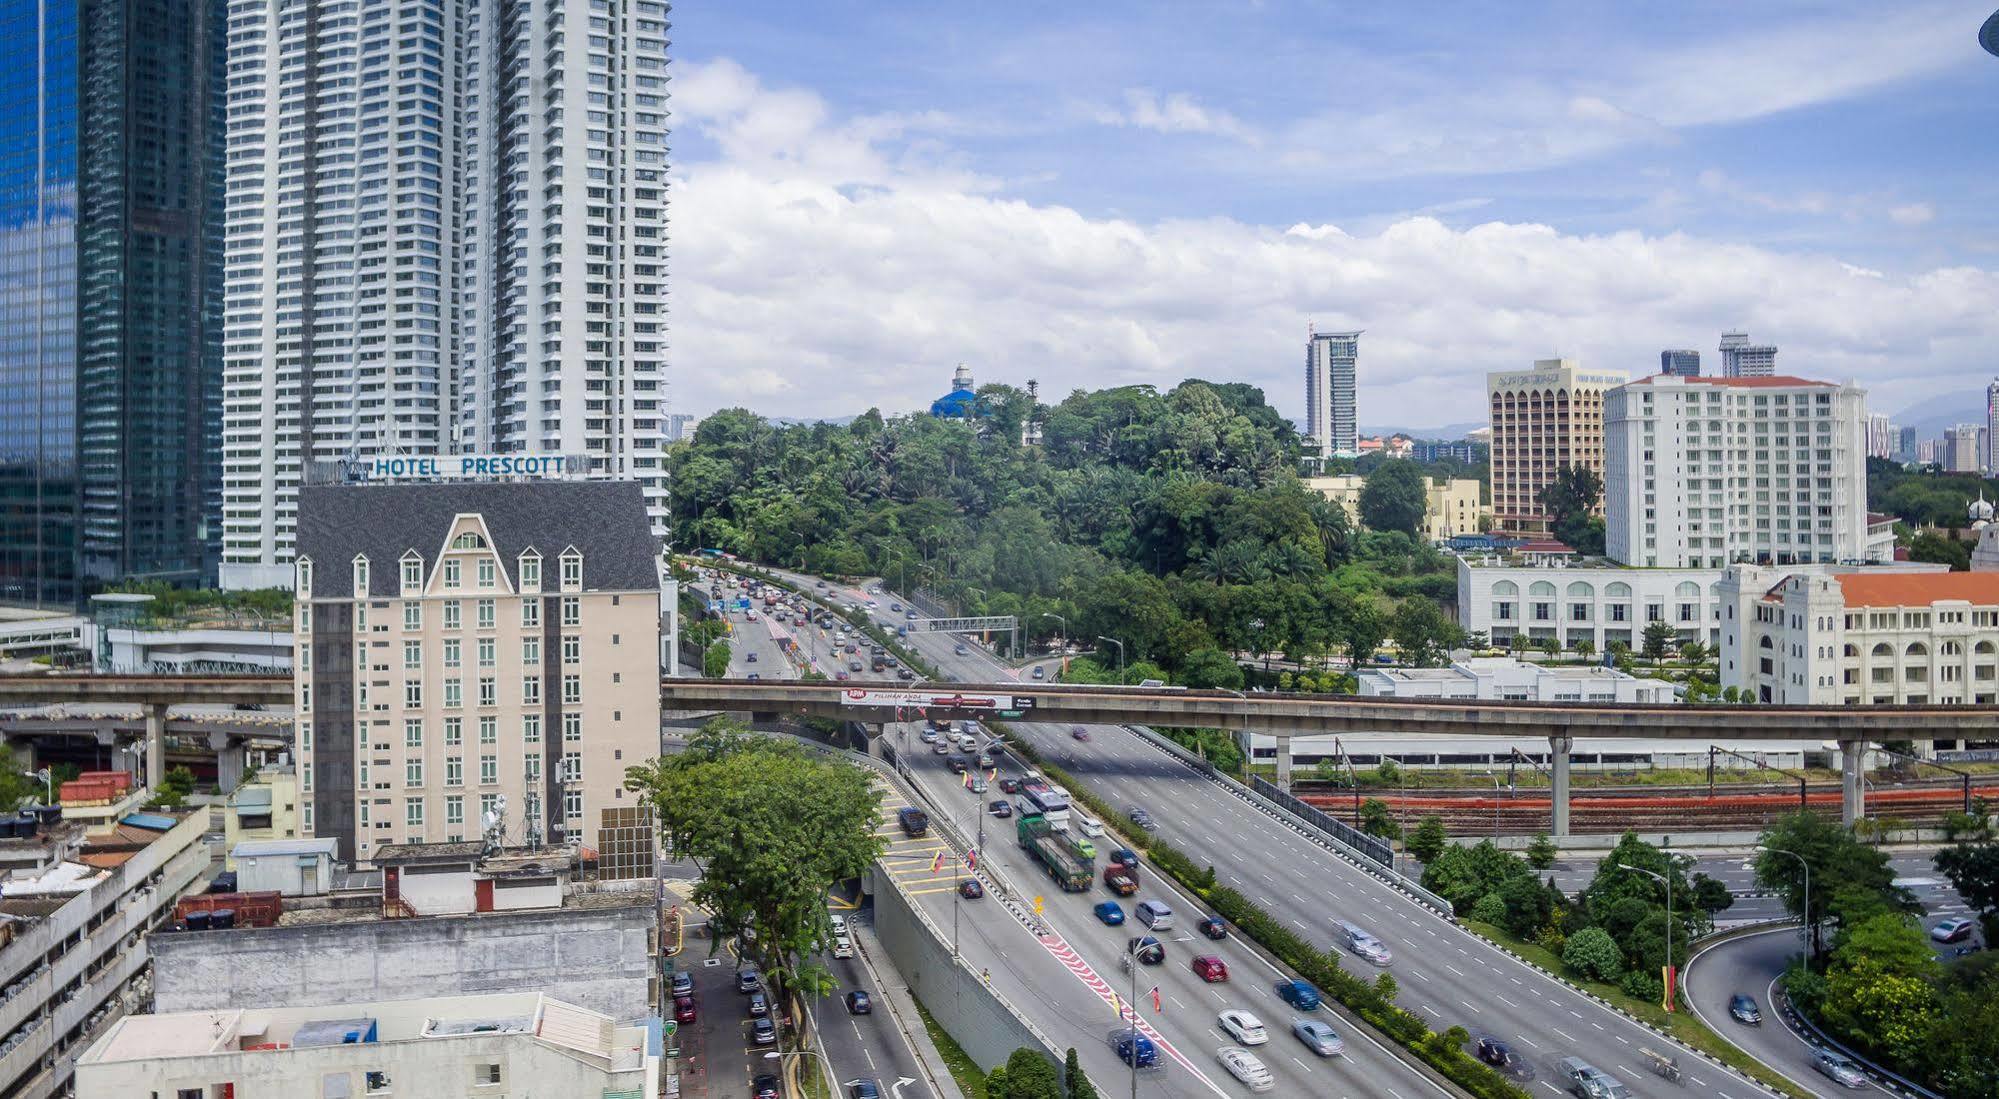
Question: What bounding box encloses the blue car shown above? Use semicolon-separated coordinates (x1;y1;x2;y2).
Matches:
1275;979;1322;1011
1113;1032;1157;1068
1094;901;1126;926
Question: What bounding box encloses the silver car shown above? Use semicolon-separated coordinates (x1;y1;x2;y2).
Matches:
1813;1051;1868;1089
1216;1046;1273;1093
1556;1057;1631;1099
1292;1018;1344;1057
1335;920;1393;966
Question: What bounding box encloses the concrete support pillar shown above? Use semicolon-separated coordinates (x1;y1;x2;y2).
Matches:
145;703;167;791
1274;735;1293;792
210;733;246;793
1841;740;1866;826
1550;735;1572;839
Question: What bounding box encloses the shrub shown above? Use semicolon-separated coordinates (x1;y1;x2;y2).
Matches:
1470;893;1508;926
1619;969;1664;1005
1562;927;1624;983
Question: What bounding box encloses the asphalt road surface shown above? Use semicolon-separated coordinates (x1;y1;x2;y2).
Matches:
1683;927;1880;1098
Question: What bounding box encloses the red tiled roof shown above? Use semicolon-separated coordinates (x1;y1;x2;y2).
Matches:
1833;571;1999;608
1517;540;1575;553
1625;374;1834;388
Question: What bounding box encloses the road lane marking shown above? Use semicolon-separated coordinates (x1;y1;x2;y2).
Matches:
1458;1000;1480;1014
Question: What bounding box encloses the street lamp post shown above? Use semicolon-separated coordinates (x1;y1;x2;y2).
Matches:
1096;636;1127;680
1123;937;1145;1099
1248;617;1266;673
1484;770;1502;842
1041;613;1068;675
1758;845;1812;959
1617;861;1676;1010
764;1048;837;1098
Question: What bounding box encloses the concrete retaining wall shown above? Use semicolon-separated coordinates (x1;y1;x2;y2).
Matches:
151;901;654;1022
871;866;1053;1073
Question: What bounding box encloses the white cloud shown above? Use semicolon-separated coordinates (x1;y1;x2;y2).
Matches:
670;60;1999;427
1889;203;1936;226
1097;90;1260;145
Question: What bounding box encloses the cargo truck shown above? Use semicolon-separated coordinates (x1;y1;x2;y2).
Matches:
1017;812;1093;891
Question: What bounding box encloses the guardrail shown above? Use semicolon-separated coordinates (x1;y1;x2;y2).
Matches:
1248;775;1395;867
1120;722;1457;917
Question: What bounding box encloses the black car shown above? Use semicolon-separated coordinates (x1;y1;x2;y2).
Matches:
846;990;873;1015
1475;1037;1534;1080
999;777;1023;794
1729;994;1762;1025
1127;935;1165;965
753;1072;783;1099
959;878;985;899
989;800;1014;818
947;756;967;774
1126;806;1155;830
1197;916;1228;940
848;1081;883;1099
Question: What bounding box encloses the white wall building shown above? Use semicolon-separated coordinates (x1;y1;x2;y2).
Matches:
1304;330;1360;457
77;991;659;1099
220;0;672;589
1356;657;1676;703
1456;555;1729;652
1719;567;1999;709
1719;330;1778;377
1604;375;1879;568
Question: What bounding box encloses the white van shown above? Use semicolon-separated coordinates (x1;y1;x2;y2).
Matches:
1135;900;1175;931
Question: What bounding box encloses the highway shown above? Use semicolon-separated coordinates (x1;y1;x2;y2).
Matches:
1544;850;1973;927
1683;928;1864;1098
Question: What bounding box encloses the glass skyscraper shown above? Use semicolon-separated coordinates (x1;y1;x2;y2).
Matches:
0;0;224;609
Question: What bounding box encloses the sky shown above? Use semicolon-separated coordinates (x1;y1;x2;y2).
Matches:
668;1;1999;430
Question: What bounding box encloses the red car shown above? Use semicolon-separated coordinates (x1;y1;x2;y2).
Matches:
1190;954;1229;983
673;995;697;1024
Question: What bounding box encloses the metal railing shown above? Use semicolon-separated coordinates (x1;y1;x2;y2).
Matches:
1248;776;1396;867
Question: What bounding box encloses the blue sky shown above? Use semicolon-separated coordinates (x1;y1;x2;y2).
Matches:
667;1;1999;429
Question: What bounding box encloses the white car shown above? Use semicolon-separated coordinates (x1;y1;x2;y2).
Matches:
1217;1009;1268;1046
1217;1046;1274;1092
830;914;848;937
1079;816;1105;838
832;935;854;959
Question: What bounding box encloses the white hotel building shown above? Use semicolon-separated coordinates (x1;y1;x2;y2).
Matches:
220;0;671;590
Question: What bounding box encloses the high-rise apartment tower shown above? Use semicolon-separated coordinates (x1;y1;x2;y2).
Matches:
1304;329;1359;457
1486;359;1627;538
1719;330;1778;378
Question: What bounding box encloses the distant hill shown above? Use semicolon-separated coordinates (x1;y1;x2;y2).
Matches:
1893;390;1989;443
1361;421;1487;440
768;415;858;427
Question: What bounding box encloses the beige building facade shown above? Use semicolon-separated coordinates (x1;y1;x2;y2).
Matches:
1487;359;1627;537
1305;473;1488;541
223;772;302;868
293;481;662;869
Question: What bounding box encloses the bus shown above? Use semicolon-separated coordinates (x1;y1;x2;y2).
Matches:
1017;783;1072;831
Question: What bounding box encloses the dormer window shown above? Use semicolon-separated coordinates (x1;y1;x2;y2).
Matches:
451;531;488;550
352;555;370;597
519;551;541;593
400;552;423;594
559;548;582;592
296;557;314;597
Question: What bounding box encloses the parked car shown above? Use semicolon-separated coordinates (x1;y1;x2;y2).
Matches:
1190;954;1229;982
738;967;762;993
1217;1009;1268;1046
747;991;769;1017
1198;915;1228;940
1094;901;1126;926
750;1016;776;1046
958;879;984;899
989;800;1014;818
1932;917;1976;943
1728;993;1762;1025
671;972;694;997
846;990;873;1015
1216;1046;1274;1093
673;995;697;1024
1292;1018;1344;1057
1813;1051;1868;1089
752;1072;783;1099
1274;979;1320;1010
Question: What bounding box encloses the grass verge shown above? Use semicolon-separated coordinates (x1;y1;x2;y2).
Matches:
911;996;987;1099
1459;919;1813;1099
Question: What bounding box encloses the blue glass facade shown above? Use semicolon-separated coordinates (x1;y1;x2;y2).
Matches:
0;1;80;608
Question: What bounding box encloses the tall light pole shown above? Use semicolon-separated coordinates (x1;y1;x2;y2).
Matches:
1758;844;1811;959
1617;861;1676;1011
1483;770;1502;842
1122;937;1146;1099
1097;636;1126;680
764;1048;837;1097
1041;613;1067;675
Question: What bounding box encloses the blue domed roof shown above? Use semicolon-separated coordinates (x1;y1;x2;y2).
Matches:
930;389;980;418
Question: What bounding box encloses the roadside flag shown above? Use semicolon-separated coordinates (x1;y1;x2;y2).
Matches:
1111;991;1122;1018
985;768;997;783
965;848;978;872
1149;986;1162;1013
930;850;945;874
962;770;973;789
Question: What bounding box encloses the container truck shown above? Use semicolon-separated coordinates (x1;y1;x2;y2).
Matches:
1017;812;1092;891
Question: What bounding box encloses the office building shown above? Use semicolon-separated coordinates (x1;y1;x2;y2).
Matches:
1305;473;1488;541
1898;425;1920;463
1866;414;1897;460
1987;379;1999;473
1659;349;1701;377
1719;330;1778;378
1409;438;1486;465
1304;329;1360;456
1720;567;1999;708
291;480;663;867
1604;375;1881;568
0;0;226;608
1486;359;1627;537
221;1;672;590
665;413;701;443
0;803;210;1099
1946;424;1984;473
79;991;661;1098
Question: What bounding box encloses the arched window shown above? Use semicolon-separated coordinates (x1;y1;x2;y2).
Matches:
1675;581;1700;598
1871;642;1893;658
1566;581;1594;598
1905;641;1929;658
1492;580;1519;598
1759;636;1773;649
1529;581;1557;599
1606;582;1632;599
1977;641;1996;656
451;531;488;550
296;557;314;596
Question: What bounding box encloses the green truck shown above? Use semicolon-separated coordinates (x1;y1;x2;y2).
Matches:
1018;812;1093;892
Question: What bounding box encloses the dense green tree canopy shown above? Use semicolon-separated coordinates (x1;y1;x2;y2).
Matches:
1359;461;1427;537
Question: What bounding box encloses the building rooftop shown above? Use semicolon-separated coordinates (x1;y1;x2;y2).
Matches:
296;479;660;599
230;837;338;859
1623;374;1834;389
368;840;489;864
1833;571;1999;608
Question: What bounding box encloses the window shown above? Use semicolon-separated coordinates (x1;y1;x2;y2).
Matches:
443;559;461;588
403;601;421;630
403;641;421;670
297;557;314;595
405;799;423;827
447;795;464;826
562;597;580;626
562;635;580;664
523;713;542;743
563;675;581;704
526;756;541;783
405;719;423;748
522;637;540;664
560;550;582;590
444;678;462;709
519;554;541;592
478;558;496;589
474;1063;502;1087
480;716;497;744
477;599;495;629
444;600;462;629
479;677;496;707
522;599;541;628
366;1070;393;1095
478;637;495;667
404;681;422;707
446;758;464;786
481;755;498;784
443;639;461;668
401;556;423;592
565;789;583;823
353;557;370;594
523;675;541;705
453;531;488;550
444;717;463;746
564;712;583;742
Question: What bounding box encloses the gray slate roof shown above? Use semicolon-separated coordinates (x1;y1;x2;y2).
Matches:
297;480;659;599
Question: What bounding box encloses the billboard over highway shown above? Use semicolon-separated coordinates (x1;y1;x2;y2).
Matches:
840;688;1034;712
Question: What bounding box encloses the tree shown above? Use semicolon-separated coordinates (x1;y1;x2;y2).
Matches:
1691;873;1735;933
1563;927;1624;982
1935;841;1999;931
1498;873;1554;937
1526;832;1557;871
1641;621;1676;662
1909;531;1971;571
624;719;885;999
1359;461;1427;537
1407;815;1449;863
1756;811;1919;957
1822;914;1941;1070
153;766;197;809
1678;640;1708;665
703;639;733;678
1390;598;1461;667
1343;599;1386;665
985;1066;1009;1097
1002;1047;1064;1099
1537;636;1560;658
1570;637;1595;661
1064;1047;1100;1099
1177;647;1244;690
0;747;41;812
1537;465;1605;555
1359;798;1402;840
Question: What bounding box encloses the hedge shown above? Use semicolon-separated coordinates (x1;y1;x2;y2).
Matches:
992;725;1530;1099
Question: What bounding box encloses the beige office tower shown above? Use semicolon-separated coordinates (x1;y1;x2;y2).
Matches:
290;480;664;872
1486;359;1628;538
